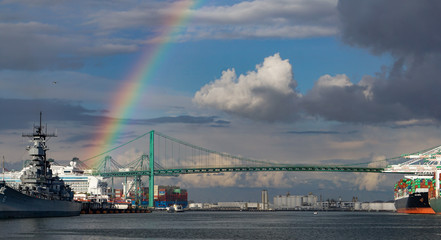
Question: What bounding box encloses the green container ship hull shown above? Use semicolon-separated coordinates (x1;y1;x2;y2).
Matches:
429;198;441;213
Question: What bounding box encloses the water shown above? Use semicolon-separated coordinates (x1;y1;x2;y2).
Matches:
1;211;441;239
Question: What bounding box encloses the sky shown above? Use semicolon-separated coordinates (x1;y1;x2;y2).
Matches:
1;0;441;202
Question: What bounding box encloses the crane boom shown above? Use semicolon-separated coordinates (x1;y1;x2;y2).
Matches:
383;145;441;175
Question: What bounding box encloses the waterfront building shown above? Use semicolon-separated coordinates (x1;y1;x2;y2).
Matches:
273;192;318;210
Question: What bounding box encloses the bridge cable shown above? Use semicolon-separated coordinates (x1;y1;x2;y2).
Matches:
83;132;150;163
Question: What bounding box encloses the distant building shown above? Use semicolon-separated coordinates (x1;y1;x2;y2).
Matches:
189;203;204;209
273;192;318;210
261;190;269;210
354;201;396;211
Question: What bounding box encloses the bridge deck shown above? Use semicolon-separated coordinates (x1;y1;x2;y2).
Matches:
97;165;385;177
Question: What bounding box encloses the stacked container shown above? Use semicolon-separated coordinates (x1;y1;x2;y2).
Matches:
394;177;433;199
122;185;188;208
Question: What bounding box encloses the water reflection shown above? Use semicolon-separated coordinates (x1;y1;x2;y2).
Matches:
0;212;440;239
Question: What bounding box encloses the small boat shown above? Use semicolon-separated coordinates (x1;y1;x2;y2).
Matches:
167;204;184;213
313;211;318;215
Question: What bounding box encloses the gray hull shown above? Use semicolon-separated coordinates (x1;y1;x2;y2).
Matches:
0;185;82;219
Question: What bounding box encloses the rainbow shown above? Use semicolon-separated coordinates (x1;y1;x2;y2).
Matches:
85;0;202;166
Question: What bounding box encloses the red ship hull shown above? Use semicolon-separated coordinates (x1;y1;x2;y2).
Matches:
396;207;435;214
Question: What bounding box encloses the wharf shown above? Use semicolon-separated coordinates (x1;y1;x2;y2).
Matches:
80;202;151;214
81;208;151;214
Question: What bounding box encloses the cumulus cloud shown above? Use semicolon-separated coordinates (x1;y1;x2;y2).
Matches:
355;156;387;191
192;54;411;123
194;1;441;124
193;53;301;122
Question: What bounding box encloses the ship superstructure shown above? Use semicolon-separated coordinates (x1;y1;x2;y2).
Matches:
0;113;82;218
51;158;108;198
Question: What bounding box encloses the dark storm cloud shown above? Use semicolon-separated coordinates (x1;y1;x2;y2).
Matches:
297;0;441;124
338;0;441;56
374;56;441;120
126;115;230;126
0;2;139;71
0;21;138;71
212;120;230;128
0;22;85;71
285;130;358;135
62;116;229;147
0;98;230;133
0;98;99;130
301;76;411;123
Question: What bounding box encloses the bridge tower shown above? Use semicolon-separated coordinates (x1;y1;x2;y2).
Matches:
149;130;155;208
103;156;111;172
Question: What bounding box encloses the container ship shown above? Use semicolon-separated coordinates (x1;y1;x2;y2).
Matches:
0;114;82;218
119;183;188;209
394;176;435;214
155;186;188;209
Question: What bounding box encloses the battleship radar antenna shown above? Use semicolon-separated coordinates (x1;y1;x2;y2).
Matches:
39;111;42;134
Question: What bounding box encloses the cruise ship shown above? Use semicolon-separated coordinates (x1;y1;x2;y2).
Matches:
51;158;109;201
4;158;109;202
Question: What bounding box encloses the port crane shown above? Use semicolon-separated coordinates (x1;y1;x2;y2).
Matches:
382;145;441;175
383;145;441;199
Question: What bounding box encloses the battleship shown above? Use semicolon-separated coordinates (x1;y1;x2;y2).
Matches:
0;113;82;218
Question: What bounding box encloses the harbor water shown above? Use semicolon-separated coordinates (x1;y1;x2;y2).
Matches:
2;211;441;239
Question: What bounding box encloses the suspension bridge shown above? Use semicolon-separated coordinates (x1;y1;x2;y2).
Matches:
77;130;441;208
